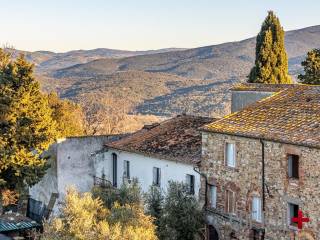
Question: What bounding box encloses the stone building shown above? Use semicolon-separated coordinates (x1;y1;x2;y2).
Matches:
200;84;320;240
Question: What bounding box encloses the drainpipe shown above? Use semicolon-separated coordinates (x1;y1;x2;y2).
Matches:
260;139;266;240
194;167;208;208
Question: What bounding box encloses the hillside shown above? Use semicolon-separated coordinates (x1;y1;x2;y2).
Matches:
34;25;320;121
52;26;320;80
11;47;185;73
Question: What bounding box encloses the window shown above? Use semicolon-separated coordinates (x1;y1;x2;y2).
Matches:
153;167;161;186
186;174;195;195
209;185;217;208
225;143;236;167
252;197;262;222
288;154;299;179
288;203;299;226
249;229;260;240
226;190;236;214
123;160;130;179
112;153;117;187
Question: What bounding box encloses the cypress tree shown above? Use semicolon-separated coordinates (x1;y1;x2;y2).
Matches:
298;48;320;85
248;11;292;84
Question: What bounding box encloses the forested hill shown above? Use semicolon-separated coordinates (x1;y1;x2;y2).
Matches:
25;25;320;120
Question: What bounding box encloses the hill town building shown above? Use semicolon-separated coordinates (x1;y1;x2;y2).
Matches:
98;115;215;196
29;115;214;213
200;84;320;240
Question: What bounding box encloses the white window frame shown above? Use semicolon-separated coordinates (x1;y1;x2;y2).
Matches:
225;142;236;168
252;196;262;222
209;185;217;208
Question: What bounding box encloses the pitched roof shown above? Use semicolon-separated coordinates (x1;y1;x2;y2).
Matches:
231;83;298;92
202;85;320;149
106;115;216;164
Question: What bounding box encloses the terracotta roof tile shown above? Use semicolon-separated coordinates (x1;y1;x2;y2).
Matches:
203;85;320;149
106;115;216;164
231;83;300;92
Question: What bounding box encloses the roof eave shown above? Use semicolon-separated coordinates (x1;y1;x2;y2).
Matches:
104;145;200;166
200;127;320;150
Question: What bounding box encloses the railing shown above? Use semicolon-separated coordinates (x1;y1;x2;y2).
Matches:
93;176;113;188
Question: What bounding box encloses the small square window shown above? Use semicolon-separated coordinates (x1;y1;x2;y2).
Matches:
225;143;236;168
288;154;299;179
288;203;299;226
186;174;195;195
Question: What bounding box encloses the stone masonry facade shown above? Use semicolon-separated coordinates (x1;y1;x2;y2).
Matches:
200;131;320;240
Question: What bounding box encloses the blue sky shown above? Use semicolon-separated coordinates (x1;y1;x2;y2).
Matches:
1;0;319;52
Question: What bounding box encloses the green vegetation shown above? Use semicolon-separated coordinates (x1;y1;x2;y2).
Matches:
41;187;157;240
92;178;142;209
47;92;85;137
248;11;292;84
93;180;204;240
145;182;204;240
0;50;57;194
298;48;320;84
0;50;86;213
145;186;164;235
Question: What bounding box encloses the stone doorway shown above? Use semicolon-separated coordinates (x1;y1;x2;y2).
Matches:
208;225;219;240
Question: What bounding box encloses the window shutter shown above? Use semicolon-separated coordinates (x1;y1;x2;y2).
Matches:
123;161;130;179
127;161;130;179
210;186;217;208
252;197;261;222
158;168;161;186
153;167;156;184
123;161;127;177
191;175;195;194
288;155;293;177
231;191;235;213
226;143;235;167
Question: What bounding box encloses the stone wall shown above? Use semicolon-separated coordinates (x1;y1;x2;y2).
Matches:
201;131;320;240
29;135;121;212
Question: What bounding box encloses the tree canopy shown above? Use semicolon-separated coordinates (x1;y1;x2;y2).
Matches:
298;48;320;85
0;50;57;191
248;11;292;84
41;187;157;240
158;181;204;240
47;92;85;137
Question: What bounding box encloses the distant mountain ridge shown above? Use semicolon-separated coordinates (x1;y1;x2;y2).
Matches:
17;47;186;72
24;25;320;118
52;25;320;80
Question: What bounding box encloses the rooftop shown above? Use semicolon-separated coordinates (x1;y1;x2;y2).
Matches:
231;83;300;92
0;213;39;233
106;115;216;164
203;85;320;149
